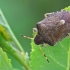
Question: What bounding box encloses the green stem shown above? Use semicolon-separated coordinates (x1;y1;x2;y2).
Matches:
0;9;30;70
0;9;24;52
0;33;30;70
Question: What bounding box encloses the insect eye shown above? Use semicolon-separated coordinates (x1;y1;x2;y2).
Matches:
34;34;44;45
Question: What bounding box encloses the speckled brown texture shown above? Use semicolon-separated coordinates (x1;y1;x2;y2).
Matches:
34;10;70;46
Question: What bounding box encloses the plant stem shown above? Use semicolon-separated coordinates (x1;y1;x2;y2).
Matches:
0;31;30;70
0;9;24;52
0;9;30;70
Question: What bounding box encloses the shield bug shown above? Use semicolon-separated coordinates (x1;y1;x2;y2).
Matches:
21;10;70;62
34;10;70;46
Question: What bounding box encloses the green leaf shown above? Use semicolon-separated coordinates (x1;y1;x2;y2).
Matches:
0;47;18;70
30;37;70;70
63;6;70;11
31;38;70;70
30;6;70;70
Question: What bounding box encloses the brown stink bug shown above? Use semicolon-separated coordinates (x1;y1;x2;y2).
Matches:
21;10;70;62
34;10;70;46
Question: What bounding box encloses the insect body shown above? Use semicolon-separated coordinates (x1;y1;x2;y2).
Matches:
34;10;70;46
21;10;70;63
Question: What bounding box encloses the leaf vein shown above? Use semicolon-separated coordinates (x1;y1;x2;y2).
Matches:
49;55;66;69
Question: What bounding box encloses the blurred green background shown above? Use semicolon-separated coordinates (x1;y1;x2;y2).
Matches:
0;0;70;70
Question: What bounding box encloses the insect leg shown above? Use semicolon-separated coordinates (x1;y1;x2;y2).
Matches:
44;13;52;18
39;45;49;63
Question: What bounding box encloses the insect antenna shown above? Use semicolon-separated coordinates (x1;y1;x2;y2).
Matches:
20;34;33;40
20;34;49;63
